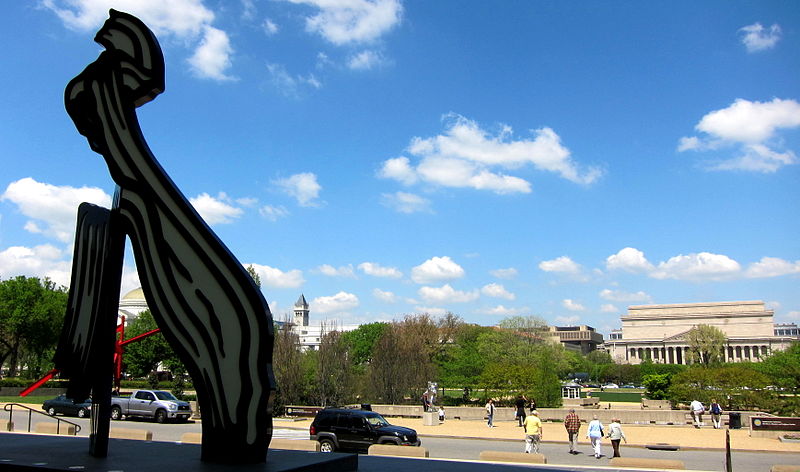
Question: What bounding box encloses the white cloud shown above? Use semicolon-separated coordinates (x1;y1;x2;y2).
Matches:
380;114;602;195
601;304;618;313
490;267;518;279
358;262;402;278
651;252;741;281
555;315;580;325
418;284;479;304
678;98;800;172
274;172;322;206
43;0;235;81
347;50;386;70
600;289;652;303
315;264;355;277
739;23;782;52
246;263;304;288
0;245;71;287
485;305;529;316
785;311;800;321
481;283;515;300
287;0;402;45
562;299;585;312
539;256;582;275
189;192;243;225
1;178;112;243
414;306;449;316
411;256;465;284
262;18;279;35
606;247;655;273
312;291;360;314
381;192;432;214
259;204;290;221
745;257;800;278
267;63;322;97
373;288;398;303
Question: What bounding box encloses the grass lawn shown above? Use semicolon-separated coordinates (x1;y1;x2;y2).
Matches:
0;395;49;404
587;390;644;403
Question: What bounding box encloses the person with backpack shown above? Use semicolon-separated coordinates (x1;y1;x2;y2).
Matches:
709;399;723;429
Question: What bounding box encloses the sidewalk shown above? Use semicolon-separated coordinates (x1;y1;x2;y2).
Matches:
282;416;800;454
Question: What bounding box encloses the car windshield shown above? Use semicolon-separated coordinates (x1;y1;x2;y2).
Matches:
154;391;178;401
365;414;390;427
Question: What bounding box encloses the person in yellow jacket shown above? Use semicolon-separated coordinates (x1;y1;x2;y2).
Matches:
523;410;543;454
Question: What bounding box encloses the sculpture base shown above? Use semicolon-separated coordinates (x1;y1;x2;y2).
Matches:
0;433;357;472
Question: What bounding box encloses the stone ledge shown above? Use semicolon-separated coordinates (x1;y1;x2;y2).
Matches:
609;457;685;469
478;451;546;464
368;444;429;458
34;422;76;435
109;428;153;441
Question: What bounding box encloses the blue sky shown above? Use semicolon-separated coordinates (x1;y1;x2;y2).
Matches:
1;1;799;334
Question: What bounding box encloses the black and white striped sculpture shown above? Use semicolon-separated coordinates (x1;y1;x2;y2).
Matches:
63;9;275;464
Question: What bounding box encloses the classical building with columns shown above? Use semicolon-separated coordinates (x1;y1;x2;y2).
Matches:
605;300;796;365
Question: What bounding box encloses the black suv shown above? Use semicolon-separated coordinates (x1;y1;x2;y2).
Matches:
309;408;421;452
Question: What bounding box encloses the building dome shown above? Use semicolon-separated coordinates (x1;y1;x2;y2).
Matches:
119;287;149;322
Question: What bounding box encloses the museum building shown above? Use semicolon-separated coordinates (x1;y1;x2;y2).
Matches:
605;300;796;365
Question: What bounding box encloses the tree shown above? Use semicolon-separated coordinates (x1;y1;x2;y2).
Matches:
642;373;672;400
123;310;182;378
340;322;389;366
686;325;727;366
245;265;261;288
315;324;352;407
668;365;772;410
757;343;800;394
0;276;67;377
272;316;304;414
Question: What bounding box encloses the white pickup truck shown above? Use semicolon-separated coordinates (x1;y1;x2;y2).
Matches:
110;390;192;423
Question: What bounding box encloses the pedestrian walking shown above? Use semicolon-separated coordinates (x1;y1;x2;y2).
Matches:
709;399;722;429
485;399;495;428
587;414;604;459
564;408;581;454
515;395;527;427
523;410;543;454
438;406;445;423
690;399;705;428
607;417;626;457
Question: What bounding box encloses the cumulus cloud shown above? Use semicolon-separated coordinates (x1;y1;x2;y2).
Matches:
562;299;585;311
678;98;800;172
418;284;478;304
315;264;355;277
373;288;398;303
380;192;432;214
481;283;515;300
745;257;800;278
600;289;652;303
601;304;619;313
274;172;322;206
358;262;402;278
267;63;322;97
739;23;782;52
312;291;360;314
189;192;243;224
286;0;402;45
485;305;529;316
379;114;602;195
246;263;304;288
651;252;741;281
538;256;586;281
347;50;386;70
0;245;71;287
555;315;580;325
2;178;112;243
43;0;235;81
411;256;465;284
262;18;279;35
606;247;655;273
259;204;290;221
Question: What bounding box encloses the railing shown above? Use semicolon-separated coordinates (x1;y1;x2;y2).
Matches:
3;403;82;435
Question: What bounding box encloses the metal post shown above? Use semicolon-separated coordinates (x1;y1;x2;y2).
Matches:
725;429;732;472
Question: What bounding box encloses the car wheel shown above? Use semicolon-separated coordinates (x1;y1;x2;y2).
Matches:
47;407;56;416
110;406;122;421
319;439;335;453
155;409;167;424
77;408;87;418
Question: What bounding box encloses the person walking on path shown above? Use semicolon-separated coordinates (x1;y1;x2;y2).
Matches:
438;406;445;423
690;399;705;428
564;409;581;454
587;414;604;459
485;399;495;428
607;418;626;458
515;395;527;427
709;399;722;429
523;410;543;454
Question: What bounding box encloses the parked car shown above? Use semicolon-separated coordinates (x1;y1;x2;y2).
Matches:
42;395;92;418
310;408;420;453
110;390;191;423
602;383;619;389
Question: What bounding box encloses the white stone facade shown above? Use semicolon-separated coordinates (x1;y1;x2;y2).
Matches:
606;300;795;364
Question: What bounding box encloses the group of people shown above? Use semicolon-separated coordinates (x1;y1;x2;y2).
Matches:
521;409;626;458
690;398;724;429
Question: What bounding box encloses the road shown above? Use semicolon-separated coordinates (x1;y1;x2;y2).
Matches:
3;408;799;472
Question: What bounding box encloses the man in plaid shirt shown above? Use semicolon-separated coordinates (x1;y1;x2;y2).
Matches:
564;409;581;454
